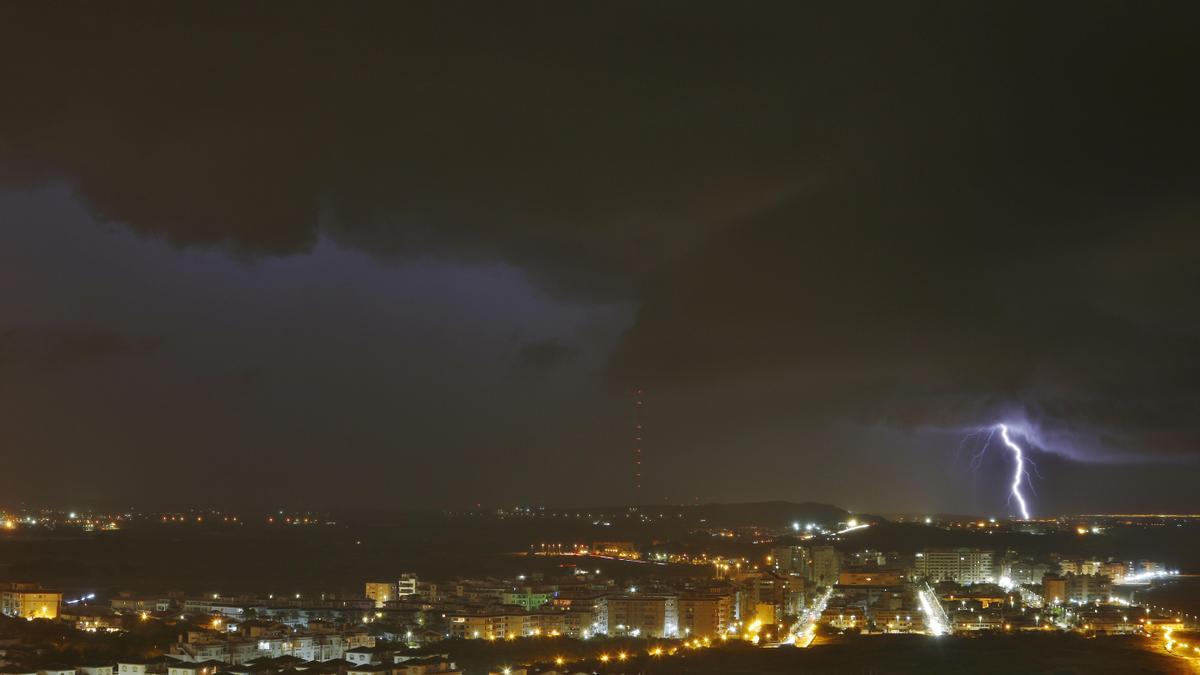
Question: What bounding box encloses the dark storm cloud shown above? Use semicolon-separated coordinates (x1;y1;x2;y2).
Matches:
0;326;163;370
512;338;578;376
1;0;1199;510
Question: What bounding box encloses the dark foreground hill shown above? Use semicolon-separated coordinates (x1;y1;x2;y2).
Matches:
433;633;1189;675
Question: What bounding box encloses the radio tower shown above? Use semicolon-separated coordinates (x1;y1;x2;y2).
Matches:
633;387;645;505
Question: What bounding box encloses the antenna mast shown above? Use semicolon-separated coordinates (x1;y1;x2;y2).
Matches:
634;387;644;504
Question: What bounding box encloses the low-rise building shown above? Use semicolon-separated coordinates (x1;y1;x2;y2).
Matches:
111;595;172;614
872;609;923;633
345;646;395;666
500;590;553;611
397;574;418;598
951;610;1003;632
820;607;864;630
345;664;390;675
116;657;171;675
365;583;396;609
590;542;638;559
837;570;905;586
447;611;531;640
1;589;62;619
394;655;460;675
166;661;225;675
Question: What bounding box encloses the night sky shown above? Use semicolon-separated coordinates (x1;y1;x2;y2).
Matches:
1;2;1198;515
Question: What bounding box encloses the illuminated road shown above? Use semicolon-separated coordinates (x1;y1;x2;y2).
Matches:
918;582;949;636
1161;627;1200;667
790;586;834;648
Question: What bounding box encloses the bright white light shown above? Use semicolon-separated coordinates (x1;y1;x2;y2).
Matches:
998;424;1031;519
918;585;948;636
1124;570;1178;585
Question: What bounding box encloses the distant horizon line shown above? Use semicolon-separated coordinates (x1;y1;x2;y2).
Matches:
4;501;1200;521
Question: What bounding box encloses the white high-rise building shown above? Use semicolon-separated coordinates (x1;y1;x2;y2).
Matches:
914;548;993;585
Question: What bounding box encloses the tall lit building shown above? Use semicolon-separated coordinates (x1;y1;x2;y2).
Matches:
600;594;678;637
1065;573;1111;603
1006;559;1050;585
913;548;993;585
677;594;733;637
1099;561;1126;584
1042;575;1066;605
770;545;810;576
811;546;841;587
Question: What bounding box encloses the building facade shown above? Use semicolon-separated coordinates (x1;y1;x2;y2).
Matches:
677;594;732;638
600;594;678;637
913;549;993;585
1;589;62;619
810;546;841;587
364;582;396;608
770;546;810;577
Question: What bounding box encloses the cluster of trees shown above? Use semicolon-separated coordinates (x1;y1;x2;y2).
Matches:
0;614;196;665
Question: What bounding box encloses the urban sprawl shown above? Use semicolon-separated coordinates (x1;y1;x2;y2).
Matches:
2;510;1199;675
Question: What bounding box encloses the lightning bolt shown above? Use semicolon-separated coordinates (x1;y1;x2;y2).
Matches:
962;423;1037;520
997;424;1031;520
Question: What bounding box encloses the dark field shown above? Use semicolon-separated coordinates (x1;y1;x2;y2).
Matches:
0;515;707;596
428;634;1193;675
2;515;1199;606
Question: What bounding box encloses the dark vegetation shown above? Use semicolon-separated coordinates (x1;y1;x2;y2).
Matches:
421;634;1190;675
0;615;201;665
